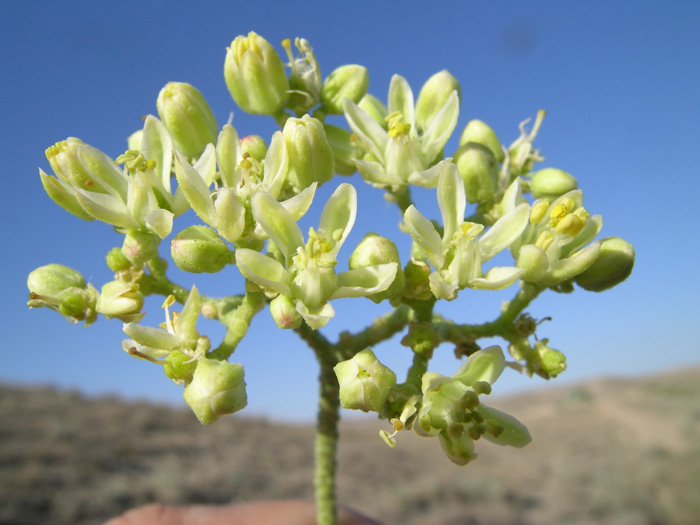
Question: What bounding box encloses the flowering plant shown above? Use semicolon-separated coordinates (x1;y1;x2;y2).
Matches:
28;31;634;525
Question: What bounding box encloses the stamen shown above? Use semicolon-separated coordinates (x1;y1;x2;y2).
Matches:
128;347;165;365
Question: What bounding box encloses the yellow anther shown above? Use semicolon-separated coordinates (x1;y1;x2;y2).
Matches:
385;111;411;138
535;230;555;252
573;207;590;222
45;141;67;160
162;295;176;309
530;199;550;225
555;214;586;237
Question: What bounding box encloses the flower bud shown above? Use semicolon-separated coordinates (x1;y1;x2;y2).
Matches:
157;82;218;158
283;115;335;191
27;264;86;297
183;358;247;424
533;339;567;379
403;258;432;300
453;142;499;203
269;294;302;329
121;229;160;267
163;350;197;385
27;264;98;325
321;65;370;115
358;94;388;129
106;247;131;273
529;168;578;201
171;226;233;274
575;237;635;292
224;32;289;115
323;124;362;176
334;348;397;413
459;120;504;163
348;233;404;303
96;281;144;322
239;135;268;162
415;70;461;133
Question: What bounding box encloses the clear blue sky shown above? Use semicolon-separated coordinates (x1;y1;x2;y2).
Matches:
2;1;698;421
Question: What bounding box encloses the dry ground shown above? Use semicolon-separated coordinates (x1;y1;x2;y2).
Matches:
1;367;699;524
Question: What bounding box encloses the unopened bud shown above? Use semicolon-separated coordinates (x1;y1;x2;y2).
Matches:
454;142;499;203
321;64;370;115
415;70;461;133
106;248;131;273
348;233;404;303
27;264;86;297
171;226;233;274
576;237;635;292
283;115;335;191
163;350;197;385
459;120;504;163
121;229;160;267
157;82;218;158
269;294;302;329
96;281;144;322
529;168;578;201
533;339;567;379
224;32;289;115
334;348;397;413
239;135;268;162
183;358;247;424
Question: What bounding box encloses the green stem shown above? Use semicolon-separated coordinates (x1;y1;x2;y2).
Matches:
206;291;266;361
315;357;340;525
434;283;543;343
295;323;339;525
336;304;411;360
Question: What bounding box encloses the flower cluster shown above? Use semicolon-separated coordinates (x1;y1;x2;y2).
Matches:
28;30;635;473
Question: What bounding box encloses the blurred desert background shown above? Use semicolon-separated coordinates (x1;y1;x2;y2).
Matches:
1;367;699;525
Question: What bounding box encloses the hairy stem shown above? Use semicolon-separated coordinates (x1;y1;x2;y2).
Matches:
295;323;339;525
206;290;266;361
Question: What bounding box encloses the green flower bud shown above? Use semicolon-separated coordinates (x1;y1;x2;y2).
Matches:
269;294;302;329
401;323;438;355
171;226;233;274
27;264;98;325
453;142;499;204
156;82;218;158
96;281;144;322
438;431;477;466
459;120;504;163
529;168;578;201
121;229;160;267
415;70;461;133
57;288;95;319
348;233;404;303
27;264;86;297
533;339;567;379
334;349;397;413
403;258;432;300
239;135;268;162
358;93;388;129
224;32;289;115
575;237;635;292
163;350;197;385
183;358;247;424
106;247;131;272
323;124;362;176
283;115;335;191
321;64;370;115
